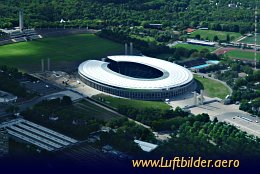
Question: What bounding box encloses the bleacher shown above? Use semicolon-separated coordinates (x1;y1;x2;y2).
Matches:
28;34;42;40
10;31;24;38
0;39;13;46
12;37;27;43
108;61;163;79
9;29;42;43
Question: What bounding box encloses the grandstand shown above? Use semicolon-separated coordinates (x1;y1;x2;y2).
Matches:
10;29;42;42
0;28;42;44
187;39;215;47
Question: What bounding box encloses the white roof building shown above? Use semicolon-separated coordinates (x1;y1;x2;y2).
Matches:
78;55;193;91
78;55;195;100
134;140;158;152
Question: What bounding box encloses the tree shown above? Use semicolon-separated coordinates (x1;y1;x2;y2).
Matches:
61;96;72;105
5;105;19;113
226;34;230;42
213;35;219;42
195;34;201;40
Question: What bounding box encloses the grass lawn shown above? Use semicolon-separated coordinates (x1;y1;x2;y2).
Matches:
194;74;230;99
57;99;119;121
173;43;217;52
0;34;124;72
189;29;241;41
239;35;260;45
92;94;171;111
226;50;260;60
130;34;156;42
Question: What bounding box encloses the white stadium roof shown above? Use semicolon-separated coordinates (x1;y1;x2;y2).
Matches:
78;55;193;91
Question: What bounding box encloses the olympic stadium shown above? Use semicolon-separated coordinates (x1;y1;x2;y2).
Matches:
78;55;195;100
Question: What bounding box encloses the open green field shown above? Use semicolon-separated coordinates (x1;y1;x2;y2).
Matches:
130;34;156;42
0;34;124;72
239;35;260;45
57;99;119;121
226;50;260;60
174;43;217;52
194;74;230;99
189;29;241;41
92;94;171;111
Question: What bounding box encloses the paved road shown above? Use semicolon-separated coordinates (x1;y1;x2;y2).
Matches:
17;90;83;112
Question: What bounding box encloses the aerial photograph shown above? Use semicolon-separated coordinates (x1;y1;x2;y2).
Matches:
0;0;259;174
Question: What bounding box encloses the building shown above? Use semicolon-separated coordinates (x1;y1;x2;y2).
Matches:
0;90;17;104
134;140;158;152
186;28;196;34
0;128;9;157
148;24;163;29
187;39;215;47
0;118;78;152
78;55;195;100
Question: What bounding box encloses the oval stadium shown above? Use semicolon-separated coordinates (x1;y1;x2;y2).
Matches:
78;55;195;100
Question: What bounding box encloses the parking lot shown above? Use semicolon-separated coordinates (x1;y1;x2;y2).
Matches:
189;102;260;137
20;79;61;96
217;112;260;137
35;71;102;97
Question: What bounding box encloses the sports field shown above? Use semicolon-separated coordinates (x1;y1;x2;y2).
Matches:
189;29;241;41
194;74;230;99
0;34;124;72
92;94;171;111
226;50;260;60
174;43;216;52
239;35;260;45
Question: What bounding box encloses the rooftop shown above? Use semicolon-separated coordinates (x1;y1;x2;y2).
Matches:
78;55;193;91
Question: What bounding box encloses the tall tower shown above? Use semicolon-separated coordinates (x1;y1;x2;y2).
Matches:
255;5;258;70
41;59;45;72
125;43;128;55
130;42;133;55
47;58;50;71
19;10;24;32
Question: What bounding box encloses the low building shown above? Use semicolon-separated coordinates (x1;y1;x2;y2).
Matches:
148;24;163;29
134;140;158;152
186;28;196;34
238;72;247;78
0;90;17;104
49;115;59;121
187;39;215;47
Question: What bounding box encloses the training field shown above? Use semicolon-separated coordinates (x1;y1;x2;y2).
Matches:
189;29;241;41
194;74;230;99
226;50;260;61
174;43;216;52
92;94;171;111
0;34;124;72
239;35;260;45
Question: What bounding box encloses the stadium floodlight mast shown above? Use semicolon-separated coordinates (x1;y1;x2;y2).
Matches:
255;2;258;70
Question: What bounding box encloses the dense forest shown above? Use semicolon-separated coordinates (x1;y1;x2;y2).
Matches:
0;0;259;33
